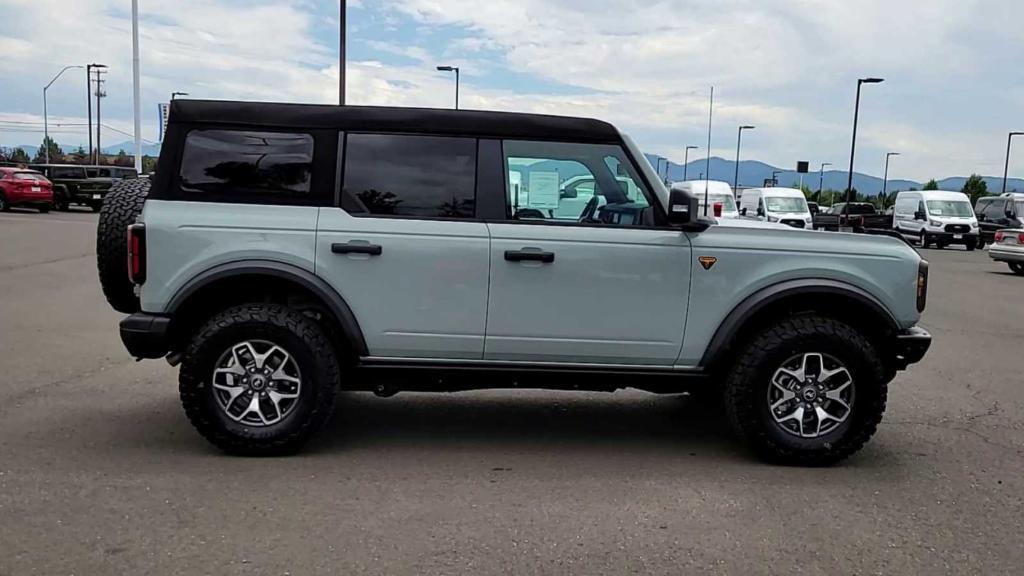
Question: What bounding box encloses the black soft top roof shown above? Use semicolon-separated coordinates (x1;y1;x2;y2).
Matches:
168;99;622;143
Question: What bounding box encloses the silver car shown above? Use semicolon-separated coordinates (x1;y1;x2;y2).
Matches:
989;229;1024;275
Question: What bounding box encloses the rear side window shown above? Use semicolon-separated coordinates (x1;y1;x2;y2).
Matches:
341;133;477;219
179;130;314;197
51;167;86;179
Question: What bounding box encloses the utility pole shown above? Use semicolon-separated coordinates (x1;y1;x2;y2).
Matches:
93;67;107;165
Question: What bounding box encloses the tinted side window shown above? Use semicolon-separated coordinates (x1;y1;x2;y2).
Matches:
180;130;313;197
51;167;85;179
341;133;477;219
985;199;1007;218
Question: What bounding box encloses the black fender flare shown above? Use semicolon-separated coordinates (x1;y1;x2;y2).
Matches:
167;260;368;356
699;279;899;368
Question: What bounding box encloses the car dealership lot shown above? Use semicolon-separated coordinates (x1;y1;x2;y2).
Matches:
1;211;1021;575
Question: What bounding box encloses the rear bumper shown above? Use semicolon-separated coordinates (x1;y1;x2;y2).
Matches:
120;313;171;359
989;246;1024;263
894;326;931;369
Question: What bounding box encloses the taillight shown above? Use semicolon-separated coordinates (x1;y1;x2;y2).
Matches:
917;260;929;313
995;231;1003;242
713;202;723;217
1018;233;1024;243
127;223;146;284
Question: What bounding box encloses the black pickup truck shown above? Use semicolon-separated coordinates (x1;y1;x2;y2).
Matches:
813;202;891;231
28;164;120;211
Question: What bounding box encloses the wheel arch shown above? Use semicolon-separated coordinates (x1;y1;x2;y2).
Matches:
700;279;900;372
166;260;368;358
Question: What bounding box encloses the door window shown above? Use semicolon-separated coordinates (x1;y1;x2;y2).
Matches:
503;140;651;226
341;133;477;219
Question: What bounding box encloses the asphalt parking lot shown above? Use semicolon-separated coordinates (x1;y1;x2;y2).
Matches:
1;209;1022;575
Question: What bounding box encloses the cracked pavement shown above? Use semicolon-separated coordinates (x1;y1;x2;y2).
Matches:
0;210;1021;575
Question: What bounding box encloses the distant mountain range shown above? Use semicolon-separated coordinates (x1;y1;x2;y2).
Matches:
8;139;1021;193
644;154;1024;195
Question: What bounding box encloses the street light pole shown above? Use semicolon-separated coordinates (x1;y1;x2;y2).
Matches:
772;170;782;186
171;92;188;100
846;77;884;220
882;152;900;196
683;146;698;180
1002;132;1024;194
436;66;460;109
43;65;84;164
734;125;755;190
818;162;832;195
339;0;346;105
132;0;142;173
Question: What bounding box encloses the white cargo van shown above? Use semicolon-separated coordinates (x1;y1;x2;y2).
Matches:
738;187;813;228
893;190;979;250
671;180;739;218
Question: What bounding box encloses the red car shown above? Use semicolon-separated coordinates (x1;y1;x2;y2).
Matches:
0;167;54;212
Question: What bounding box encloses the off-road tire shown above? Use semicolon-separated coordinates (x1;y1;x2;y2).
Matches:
1010;262;1024;275
179;304;341;456
53;186;70;211
96;178;150;313
723;315;889;466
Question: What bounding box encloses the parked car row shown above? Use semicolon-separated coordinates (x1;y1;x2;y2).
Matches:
0;164;138;212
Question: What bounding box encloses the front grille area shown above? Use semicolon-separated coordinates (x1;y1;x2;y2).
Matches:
945;224;970;233
781;219;806;229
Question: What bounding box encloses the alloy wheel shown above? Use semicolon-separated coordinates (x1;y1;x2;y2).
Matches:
767;352;855;438
211;340;302;426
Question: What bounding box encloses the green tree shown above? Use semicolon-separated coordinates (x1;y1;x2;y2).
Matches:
32;136;63;163
142;155;158;174
8;147;30;164
115;149;131;167
923;179;939;190
960;174;988;204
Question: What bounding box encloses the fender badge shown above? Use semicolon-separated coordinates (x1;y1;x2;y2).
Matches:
698;256;718;270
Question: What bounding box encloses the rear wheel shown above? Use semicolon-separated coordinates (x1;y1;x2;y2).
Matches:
53;186;70;211
0;193;9;212
96;179;151;313
918;230;929;248
179;304;341;455
1010;262;1024;275
723;315;888;466
38;203;50;213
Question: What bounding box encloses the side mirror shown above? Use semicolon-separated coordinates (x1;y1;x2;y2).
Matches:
914;210;926;221
1007;210;1015;219
757;207;765;217
740;207;747;216
667;188;699;225
559;188;577;199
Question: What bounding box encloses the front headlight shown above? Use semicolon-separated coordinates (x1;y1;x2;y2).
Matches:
929;220;942;227
767;216;779;222
971;221;979;228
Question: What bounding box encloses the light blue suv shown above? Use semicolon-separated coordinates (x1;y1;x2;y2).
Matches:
96;100;931;464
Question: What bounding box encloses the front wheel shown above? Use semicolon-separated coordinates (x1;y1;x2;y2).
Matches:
1010;262;1024;275
723;316;888;466
179;304;341;455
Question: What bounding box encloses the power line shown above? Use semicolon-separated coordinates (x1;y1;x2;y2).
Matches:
0;121;158;144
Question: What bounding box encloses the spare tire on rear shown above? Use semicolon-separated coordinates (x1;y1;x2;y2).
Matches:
97;178;151;314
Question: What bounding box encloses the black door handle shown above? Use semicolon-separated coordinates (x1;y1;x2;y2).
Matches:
332;242;382;256
504;249;555;263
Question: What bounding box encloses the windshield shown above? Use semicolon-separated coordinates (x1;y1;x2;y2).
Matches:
927;200;973;217
698;193;737;211
765;196;808;214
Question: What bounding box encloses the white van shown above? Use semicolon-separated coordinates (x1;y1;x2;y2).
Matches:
893;190;979;250
671;180;739;218
739;187;813;228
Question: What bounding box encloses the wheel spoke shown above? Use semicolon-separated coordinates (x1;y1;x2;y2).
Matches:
801;353;824;380
235;394;268;425
771;389;796;411
213;382;246;410
231;342;260;371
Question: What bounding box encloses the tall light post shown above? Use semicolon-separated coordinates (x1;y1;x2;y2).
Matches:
1002;132;1024;193
734;125;755;190
43;65;84;164
171;91;188;100
436;66;460;109
656;157;666;184
683;145;698;180
882;152;900;197
845;77;884;219
818;162;832;206
339;0;346;105
772;170;782;186
85;63;107;164
132;0;142;173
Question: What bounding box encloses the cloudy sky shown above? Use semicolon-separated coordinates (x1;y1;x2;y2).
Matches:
0;0;1021;181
